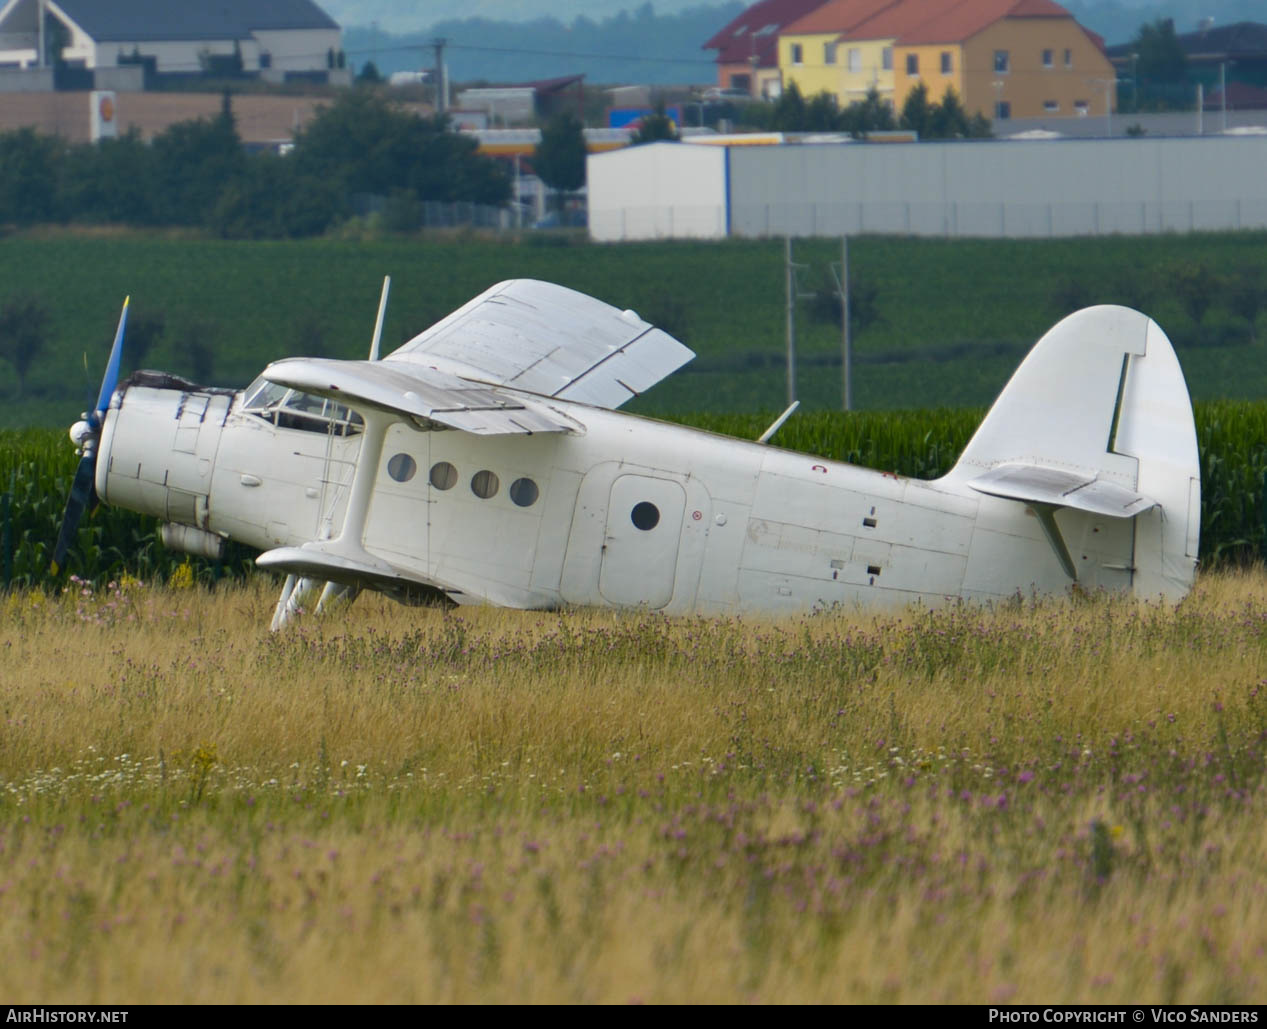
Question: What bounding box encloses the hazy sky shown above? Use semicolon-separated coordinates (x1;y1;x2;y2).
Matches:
320;2;701;32
320;0;1196;34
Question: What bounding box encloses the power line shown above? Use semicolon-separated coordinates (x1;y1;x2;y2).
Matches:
54;39;717;75
346;40;717;68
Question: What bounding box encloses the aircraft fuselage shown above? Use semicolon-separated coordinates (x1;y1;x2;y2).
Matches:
98;384;1142;613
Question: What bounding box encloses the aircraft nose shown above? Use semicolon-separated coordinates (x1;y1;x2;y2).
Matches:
97;384;231;528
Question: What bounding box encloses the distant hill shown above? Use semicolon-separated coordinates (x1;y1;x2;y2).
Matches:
1064;0;1266;46
324;1;715;34
336;0;1264;86
343;4;743;86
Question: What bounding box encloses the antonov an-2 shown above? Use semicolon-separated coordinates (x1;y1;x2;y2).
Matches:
54;279;1200;629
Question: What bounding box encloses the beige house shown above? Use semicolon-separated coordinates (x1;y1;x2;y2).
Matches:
770;0;1112;120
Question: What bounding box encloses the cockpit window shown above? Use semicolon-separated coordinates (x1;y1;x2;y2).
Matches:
243;377;288;410
242;377;363;436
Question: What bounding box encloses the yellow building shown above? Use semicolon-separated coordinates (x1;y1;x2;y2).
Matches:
778;0;899;104
775;0;1113;121
892;0;1114;120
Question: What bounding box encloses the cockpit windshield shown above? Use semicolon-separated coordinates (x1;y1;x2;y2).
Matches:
242;377;364;436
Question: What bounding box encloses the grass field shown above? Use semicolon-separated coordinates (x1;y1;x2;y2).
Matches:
3;228;1267;426
2;572;1267;1002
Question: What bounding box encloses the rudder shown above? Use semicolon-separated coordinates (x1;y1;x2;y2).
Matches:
940;305;1199;601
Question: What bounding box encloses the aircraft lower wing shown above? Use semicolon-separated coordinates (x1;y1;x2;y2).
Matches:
257;544;428;594
966;462;1157;518
257;543;555;608
387;279;696;408
259;357;579;435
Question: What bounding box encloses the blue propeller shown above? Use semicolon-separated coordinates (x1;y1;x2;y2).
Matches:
51;297;129;575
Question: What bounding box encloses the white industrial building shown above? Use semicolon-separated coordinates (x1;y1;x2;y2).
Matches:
0;0;341;77
588;137;1267;241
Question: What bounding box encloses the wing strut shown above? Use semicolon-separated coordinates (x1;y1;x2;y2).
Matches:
260;407;402;629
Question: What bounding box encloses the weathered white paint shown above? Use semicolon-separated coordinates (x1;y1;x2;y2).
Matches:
90;285;1199;625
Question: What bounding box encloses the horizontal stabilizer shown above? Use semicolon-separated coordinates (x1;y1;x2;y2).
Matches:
260;357;578;435
966;462;1157;519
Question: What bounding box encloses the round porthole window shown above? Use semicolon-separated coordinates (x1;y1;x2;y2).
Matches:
631;501;660;530
471;469;500;499
429;461;458;490
387;453;417;483
509;477;539;508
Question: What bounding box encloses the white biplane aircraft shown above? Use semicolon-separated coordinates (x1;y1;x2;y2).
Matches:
53;279;1200;629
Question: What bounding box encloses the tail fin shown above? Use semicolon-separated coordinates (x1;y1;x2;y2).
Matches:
941;305;1199;600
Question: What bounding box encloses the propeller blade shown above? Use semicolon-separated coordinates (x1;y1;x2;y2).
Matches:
91;296;129;427
53;295;129;574
50;452;97;575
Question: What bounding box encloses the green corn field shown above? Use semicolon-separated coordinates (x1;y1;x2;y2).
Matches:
4;402;1265;590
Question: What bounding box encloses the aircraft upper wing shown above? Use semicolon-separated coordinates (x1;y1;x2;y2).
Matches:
260;357;579;435
386;279;695;408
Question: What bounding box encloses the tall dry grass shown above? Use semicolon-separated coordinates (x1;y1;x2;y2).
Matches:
2;572;1266;1002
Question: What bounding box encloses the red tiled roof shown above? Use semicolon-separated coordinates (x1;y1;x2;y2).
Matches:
703;0;830;66
897;0;1072;46
842;0;964;42
782;0;904;36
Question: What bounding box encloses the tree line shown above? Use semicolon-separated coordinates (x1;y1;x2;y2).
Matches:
0;88;512;238
742;81;992;139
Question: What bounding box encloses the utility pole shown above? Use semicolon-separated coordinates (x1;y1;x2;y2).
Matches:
1088;78;1121;137
785;236;797;406
827;237;853;410
1220;61;1228;132
433;38;447;115
37;0;45;68
840;236;852;411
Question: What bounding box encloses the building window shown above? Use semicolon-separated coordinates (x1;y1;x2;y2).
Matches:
1042;48;1053;68
906;53;919;75
1043;100;1060;112
791;43;803;65
882;47;893;71
1074;99;1089;115
994;50;1009;73
995;100;1011;119
941;51;952;74
824;42;837;64
730;73;750;91
848;47;861;72
1064;48;1073;68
